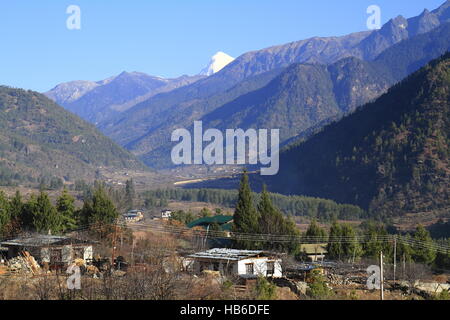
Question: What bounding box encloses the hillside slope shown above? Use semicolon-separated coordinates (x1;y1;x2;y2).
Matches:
266;54;450;219
0;86;146;186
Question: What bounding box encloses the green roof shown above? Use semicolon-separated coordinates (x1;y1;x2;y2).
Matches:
187;215;233;229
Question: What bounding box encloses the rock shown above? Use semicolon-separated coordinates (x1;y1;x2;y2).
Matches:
294;281;309;295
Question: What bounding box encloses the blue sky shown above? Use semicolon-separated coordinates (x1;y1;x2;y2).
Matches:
0;0;446;92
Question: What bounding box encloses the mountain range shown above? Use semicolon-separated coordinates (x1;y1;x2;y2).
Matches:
91;1;450;169
96;3;450;169
0;86;146;186
45;72;204;125
200;52;235;76
264;53;450;219
42;1;450;173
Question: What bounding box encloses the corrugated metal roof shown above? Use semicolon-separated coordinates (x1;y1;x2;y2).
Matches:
1;235;93;247
188;248;265;261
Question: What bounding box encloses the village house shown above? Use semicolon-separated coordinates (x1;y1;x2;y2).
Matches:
299;243;328;262
1;235;94;269
123;209;144;222
161;210;172;220
186;248;282;278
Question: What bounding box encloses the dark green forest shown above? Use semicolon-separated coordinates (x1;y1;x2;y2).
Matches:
267;53;450;220
143;187;366;222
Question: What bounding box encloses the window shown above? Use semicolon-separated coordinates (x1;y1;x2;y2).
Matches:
73;247;84;259
245;263;254;275
50;249;62;263
266;262;275;276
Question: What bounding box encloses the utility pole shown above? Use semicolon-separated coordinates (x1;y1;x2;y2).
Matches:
380;251;384;301
393;236;397;284
203;224;210;250
402;253;406;281
131;240;135;266
111;220;118;273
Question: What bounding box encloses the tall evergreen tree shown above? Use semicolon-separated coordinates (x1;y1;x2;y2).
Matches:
327;221;343;260
5;191;23;236
233;170;260;249
85;186;119;225
0;191;11;236
340;224;362;262
304;219;328;243
9;191;23;219
361;221;391;260
411;225;436;265
256;185;300;252
125;179;135;210
56;188;77;232
258;185;282;235
32;192;62;234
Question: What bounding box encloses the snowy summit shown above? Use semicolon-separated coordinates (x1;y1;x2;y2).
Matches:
200;51;235;76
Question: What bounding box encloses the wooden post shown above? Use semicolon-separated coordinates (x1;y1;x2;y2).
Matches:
380;251;384;301
111;221;118;272
393;236;397;284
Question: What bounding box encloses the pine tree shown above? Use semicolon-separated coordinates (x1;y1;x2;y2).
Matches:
32;192;62;234
0;191;11;236
9;191;23;219
327;221;343;260
361;221;391;260
56;188;77;232
233;170;260;249
340;224;362;262
200;207;212;218
88;186;119;225
256;185;300;253
412;225;436;265
258;185;281;235
304;219;328;243
4;191;23;236
125;179;135;210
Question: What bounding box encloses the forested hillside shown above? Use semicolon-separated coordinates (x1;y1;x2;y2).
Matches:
0;86;146;186
266;54;450;219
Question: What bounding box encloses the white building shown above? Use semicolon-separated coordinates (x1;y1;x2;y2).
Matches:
123;210;144;222
161;210;172;219
1;235;94;268
187;248;282;278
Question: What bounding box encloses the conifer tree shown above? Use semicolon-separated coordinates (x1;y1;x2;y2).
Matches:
9;191;23;219
87;186;119;225
340;224;362;261
304;219;328;242
412;225;436;265
0;192;10;236
327;221;343;260
56;188;77;231
233;170;260;249
32;192;62;234
125;179;135;210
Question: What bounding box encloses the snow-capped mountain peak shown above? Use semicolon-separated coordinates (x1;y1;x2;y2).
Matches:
200;51;235;76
